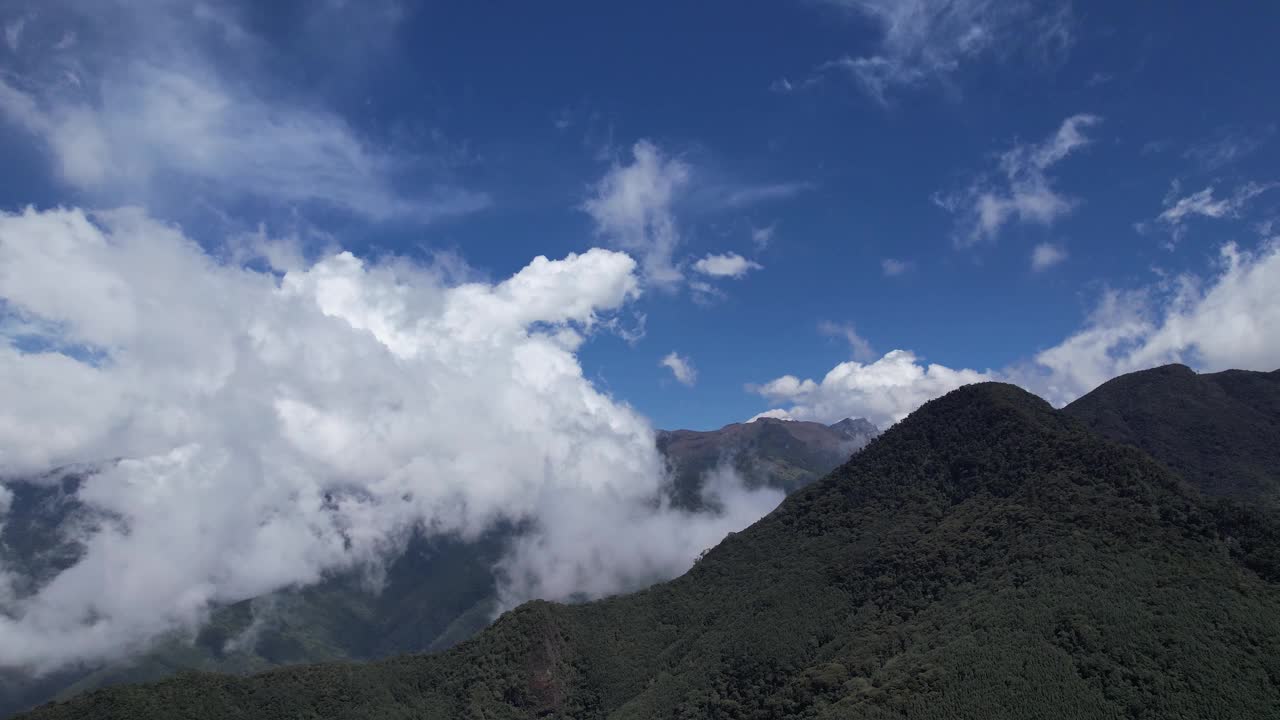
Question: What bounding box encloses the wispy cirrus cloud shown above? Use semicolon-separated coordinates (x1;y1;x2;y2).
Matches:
936;114;1100;246
0;1;486;222
881;258;912;276
751;224;777;251
1183;124;1274;170
583;140;803;293
818;320;876;362
720;181;813;208
1030;242;1067;271
804;0;1074;104
1143;181;1277;246
3;14;26;52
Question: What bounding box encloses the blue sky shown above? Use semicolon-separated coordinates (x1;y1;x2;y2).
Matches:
2;0;1279;430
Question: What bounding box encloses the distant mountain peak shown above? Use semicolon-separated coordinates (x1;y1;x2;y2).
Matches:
656;415;882;508
827;417;878;437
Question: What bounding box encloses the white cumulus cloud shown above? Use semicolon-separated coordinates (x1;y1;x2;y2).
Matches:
1030;239;1280;403
753;238;1280;423
747;408;795;422
583;140;690;289
750;350;993;429
692;252;762;279
660;351;698;386
0;206;777;672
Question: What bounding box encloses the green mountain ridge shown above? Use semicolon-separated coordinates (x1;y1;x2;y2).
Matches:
18;377;1280;719
1063;363;1280;509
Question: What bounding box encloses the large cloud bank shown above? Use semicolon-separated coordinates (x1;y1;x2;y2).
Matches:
0;206;779;671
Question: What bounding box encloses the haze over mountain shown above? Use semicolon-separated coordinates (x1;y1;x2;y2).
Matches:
660;417;879;507
17;378;1280;719
0;417;877;717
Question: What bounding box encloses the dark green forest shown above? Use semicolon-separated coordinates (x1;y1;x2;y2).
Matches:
18;371;1280;719
1064;364;1280;509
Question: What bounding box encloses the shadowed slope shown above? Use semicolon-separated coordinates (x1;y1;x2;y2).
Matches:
1064;363;1280;509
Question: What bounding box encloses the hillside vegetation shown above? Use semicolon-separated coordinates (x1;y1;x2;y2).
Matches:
20;381;1280;719
1064;363;1280;508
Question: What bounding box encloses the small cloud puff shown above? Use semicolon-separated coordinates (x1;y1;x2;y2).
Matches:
1031;242;1067;271
881;258;911;276
692;252;762;279
660;351;698;386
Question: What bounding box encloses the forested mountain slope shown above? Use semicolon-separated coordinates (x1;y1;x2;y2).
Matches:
22;382;1280;719
1064;363;1280;508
